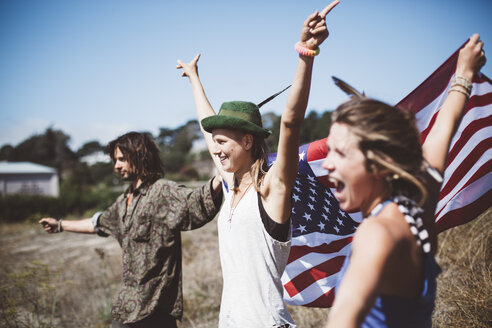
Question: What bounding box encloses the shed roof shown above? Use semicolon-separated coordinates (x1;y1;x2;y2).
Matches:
0;162;57;174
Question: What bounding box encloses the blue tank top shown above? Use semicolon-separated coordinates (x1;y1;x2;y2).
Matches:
335;198;442;328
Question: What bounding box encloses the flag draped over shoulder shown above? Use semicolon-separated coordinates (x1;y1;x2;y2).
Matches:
270;141;361;307
281;42;492;307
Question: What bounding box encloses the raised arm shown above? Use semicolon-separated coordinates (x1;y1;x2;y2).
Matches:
262;1;339;223
423;34;486;173
177;55;231;184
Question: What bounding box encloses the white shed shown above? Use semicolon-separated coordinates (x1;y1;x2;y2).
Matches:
0;162;59;197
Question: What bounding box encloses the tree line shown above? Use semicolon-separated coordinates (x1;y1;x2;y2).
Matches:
0;109;333;222
0;109;333;185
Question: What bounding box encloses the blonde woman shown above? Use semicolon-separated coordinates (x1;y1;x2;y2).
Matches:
177;2;340;327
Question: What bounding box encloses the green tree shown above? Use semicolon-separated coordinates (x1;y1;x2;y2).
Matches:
262;112;281;152
158;120;201;173
8;127;76;177
0;144;14;160
77;140;105;158
311;110;333;141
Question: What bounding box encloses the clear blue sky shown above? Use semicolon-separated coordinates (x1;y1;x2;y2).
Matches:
1;0;491;150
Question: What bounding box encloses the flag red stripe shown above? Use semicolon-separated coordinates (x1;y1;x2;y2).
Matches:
303;289;335;308
436;158;492;218
467;92;492;111
287;237;352;263
436;188;492;233
316;175;334;188
419;94;492;144
439;139;492;200
419;111;438;144
446;115;492;165
284;256;345;297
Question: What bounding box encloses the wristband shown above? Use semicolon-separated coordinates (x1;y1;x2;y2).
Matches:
57;219;63;232
453;74;472;92
448;86;470;98
295;42;320;57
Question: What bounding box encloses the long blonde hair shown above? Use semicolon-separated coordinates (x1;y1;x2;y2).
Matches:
250;135;269;193
332;97;428;204
232;133;269;193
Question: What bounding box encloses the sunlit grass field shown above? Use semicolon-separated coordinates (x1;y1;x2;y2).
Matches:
0;208;490;327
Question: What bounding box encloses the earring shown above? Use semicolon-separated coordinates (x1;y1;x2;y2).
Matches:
385;173;399;183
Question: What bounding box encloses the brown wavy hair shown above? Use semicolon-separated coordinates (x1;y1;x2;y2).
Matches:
332;97;428;204
108;132;164;183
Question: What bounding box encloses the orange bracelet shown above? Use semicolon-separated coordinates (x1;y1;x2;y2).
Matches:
295;42;320;57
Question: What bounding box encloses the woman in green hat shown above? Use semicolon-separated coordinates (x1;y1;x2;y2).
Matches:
177;1;339;327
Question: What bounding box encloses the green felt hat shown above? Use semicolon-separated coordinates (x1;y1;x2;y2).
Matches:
201;101;272;138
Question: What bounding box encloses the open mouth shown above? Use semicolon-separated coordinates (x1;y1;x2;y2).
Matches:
329;177;345;194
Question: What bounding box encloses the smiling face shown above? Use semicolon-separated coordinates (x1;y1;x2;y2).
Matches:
322;122;388;216
113;147;138;182
211;128;253;173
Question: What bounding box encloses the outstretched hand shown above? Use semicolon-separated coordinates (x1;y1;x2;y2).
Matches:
300;0;339;50
39;217;59;233
176;53;201;78
456;34;486;81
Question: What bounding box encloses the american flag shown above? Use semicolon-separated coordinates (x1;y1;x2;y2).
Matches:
280;41;492;307
271;140;361;307
397;43;492;233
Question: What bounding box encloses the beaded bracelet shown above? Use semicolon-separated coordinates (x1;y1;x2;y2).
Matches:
295;42;320;57
454;74;472;91
448;86;470;98
448;74;472;98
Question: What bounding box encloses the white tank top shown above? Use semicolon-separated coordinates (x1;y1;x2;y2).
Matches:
217;185;295;328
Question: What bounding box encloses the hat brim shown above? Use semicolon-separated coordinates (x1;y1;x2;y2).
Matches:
201;115;271;138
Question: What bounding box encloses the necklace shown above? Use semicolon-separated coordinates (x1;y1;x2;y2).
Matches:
228;183;253;223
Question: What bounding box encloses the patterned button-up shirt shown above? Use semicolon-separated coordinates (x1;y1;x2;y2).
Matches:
95;178;221;324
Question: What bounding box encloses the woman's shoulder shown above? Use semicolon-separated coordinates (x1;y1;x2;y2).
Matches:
354;204;413;256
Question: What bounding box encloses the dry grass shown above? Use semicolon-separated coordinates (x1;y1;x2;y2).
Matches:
0;208;490;327
0;223;122;328
433;207;492;328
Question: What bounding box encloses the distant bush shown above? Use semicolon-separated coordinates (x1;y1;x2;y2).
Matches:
0;188;120;222
0;194;63;222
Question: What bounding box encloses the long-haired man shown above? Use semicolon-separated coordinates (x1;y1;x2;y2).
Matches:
40;131;222;328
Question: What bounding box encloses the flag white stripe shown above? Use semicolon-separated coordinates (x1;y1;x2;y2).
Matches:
447;105;492;155
473;79;492;95
309;158;329;177
414;80;451;131
443;125;492;184
436;172;492;222
415;79;492;133
436;135;492;214
291;231;351;247
443;124;492;185
283;275;338;304
283;244;352;280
